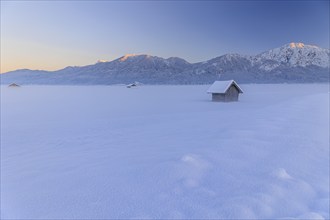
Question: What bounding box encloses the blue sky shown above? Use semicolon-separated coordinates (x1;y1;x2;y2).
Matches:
1;0;329;72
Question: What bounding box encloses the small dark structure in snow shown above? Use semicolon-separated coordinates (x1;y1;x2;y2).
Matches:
8;83;20;87
127;83;137;88
207;80;243;102
126;82;142;88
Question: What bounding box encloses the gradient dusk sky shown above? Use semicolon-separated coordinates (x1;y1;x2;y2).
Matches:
1;0;329;73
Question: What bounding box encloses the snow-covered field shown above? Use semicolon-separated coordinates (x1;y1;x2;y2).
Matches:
1;84;329;219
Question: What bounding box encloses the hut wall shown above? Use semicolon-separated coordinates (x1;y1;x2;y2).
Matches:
211;85;240;102
224;85;239;102
212;93;226;102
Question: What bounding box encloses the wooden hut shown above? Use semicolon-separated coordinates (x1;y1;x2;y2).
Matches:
207;80;243;102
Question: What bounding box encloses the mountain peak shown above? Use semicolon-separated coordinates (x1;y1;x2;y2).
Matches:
254;42;329;69
283;42;321;50
288;42;305;48
97;59;108;63
119;54;151;62
120;54;137;61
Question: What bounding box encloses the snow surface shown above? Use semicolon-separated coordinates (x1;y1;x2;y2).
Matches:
1;84;329;219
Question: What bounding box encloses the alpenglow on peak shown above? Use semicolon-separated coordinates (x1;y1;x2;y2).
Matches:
289;42;305;48
119;54;153;62
120;54;140;62
286;42;320;49
97;60;108;63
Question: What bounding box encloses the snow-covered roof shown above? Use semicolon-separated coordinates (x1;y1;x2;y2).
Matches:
207;80;243;94
8;83;20;87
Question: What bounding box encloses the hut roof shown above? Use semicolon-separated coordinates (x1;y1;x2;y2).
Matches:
207;80;243;94
8;83;20;87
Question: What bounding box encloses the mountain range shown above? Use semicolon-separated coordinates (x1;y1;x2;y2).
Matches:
1;42;329;85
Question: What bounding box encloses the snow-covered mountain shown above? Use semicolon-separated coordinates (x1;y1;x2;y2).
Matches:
1;43;329;84
253;42;329;70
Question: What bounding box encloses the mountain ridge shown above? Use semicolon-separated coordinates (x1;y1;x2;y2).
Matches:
1;42;329;84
